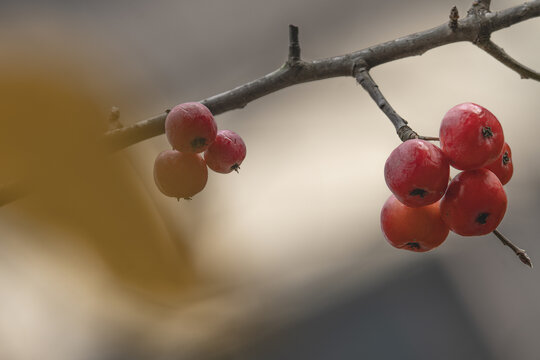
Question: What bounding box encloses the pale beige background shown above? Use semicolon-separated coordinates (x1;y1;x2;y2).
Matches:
0;1;539;359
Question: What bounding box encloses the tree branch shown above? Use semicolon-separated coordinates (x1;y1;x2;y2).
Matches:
107;106;123;131
354;67;419;142
476;39;540;80
104;0;540;152
1;1;539;206
467;0;540;80
493;229;533;268
355;68;441;142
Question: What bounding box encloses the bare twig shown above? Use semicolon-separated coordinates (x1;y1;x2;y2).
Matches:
468;0;540;79
107;106;123;131
288;24;301;64
449;6;460;31
104;1;540;151
354;67;440;142
476;40;540;80
354;67;418;141
493;229;533;268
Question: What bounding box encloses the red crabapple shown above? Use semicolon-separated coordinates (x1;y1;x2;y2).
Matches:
165;102;217;153
439;102;504;170
204;130;247;174
440;168;507;236
380;195;449;252
484;142;513;185
154;150;208;199
384;139;450;207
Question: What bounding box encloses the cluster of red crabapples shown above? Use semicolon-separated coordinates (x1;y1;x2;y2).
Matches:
153;102;247;200
381;102;513;252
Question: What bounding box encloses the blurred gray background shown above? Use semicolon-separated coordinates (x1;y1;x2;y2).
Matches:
0;0;539;359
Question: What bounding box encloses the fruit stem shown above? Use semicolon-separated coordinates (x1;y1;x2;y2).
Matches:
492;229;533;268
355;68;415;142
355;68;440;143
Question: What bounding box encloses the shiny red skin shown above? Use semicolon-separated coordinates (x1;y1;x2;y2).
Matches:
204;130;247;174
484;142;513;185
440;169;507;236
384;139;450;207
153;150;208;199
380;195;449;252
439;103;504;170
165;102;217;153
